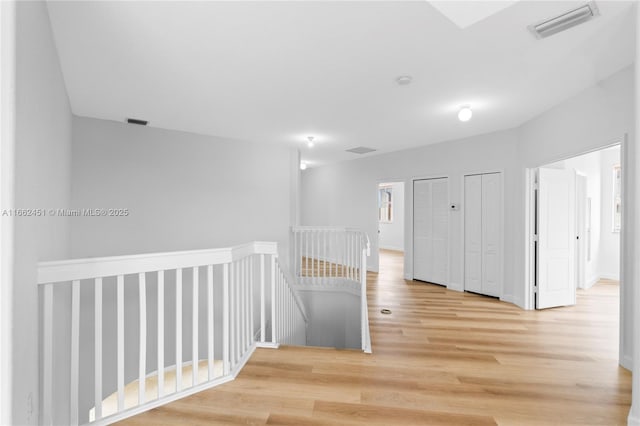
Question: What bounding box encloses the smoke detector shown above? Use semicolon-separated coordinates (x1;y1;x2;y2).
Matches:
529;2;600;39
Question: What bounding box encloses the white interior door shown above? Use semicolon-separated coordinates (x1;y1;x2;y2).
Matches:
464;175;482;293
537;168;577;309
481;173;501;297
414;178;448;285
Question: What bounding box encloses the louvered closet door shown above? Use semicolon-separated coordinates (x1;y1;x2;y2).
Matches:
464;175;482;293
481;173;501;297
464;173;502;297
413;178;448;285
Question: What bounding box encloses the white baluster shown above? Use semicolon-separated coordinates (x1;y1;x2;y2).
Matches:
192;267;198;387
238;258;247;359
138;273;147;404
235;261;241;362
43;284;53;426
324;230;327;278
270;255;276;344
157;271;165;398
94;278;103;420
223;263;230;375
229;262;235;366
70;280;80;425
117;275;125;411
249;256;254;347
260;254;265;343
207;265;214;380
176;269;183;392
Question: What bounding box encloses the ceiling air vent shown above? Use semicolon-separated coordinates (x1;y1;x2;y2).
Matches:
529;2;600;39
126;118;148;126
346;147;377;155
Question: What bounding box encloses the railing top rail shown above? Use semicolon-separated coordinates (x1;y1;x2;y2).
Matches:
37;241;278;285
292;226;370;254
292;226;364;233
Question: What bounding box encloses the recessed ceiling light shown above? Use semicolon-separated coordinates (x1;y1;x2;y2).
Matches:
395;75;413;86
458;106;473;122
307;136;315;148
300;161;308;170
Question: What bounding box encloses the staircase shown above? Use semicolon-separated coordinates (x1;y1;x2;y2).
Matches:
291;227;372;352
37;229;370;425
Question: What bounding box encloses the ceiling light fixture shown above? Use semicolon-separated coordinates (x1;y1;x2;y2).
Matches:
307;136;315;148
396;75;413;86
458;106;473;122
300;162;308;171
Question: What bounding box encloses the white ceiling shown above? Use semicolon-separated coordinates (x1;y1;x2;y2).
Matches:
46;1;635;167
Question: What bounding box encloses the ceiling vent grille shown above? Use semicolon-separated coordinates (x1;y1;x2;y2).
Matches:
126;118;148;126
346;147;377;155
529;2;599;39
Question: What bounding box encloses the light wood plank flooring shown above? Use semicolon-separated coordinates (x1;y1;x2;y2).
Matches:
120;249;630;425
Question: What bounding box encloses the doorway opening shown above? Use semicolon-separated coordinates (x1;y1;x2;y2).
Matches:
377;182;405;277
531;144;621;310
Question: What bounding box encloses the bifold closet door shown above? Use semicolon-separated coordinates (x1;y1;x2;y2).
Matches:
464;173;502;297
481;173;501;297
413;178;448;285
464;175;482;293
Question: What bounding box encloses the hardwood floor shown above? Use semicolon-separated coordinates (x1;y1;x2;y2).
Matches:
119;249;631;426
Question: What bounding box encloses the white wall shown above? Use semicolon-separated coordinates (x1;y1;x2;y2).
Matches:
302;65;635;368
71;116;297;259
302;129;520;299
378;182;405;251
12;2;73;425
299;290;361;349
600;145;621;280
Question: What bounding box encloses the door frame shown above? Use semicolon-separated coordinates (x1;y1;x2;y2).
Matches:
407;174;450;287
524;136;628;369
461;170;505;299
0;1;16;424
575;172;587;290
374;178;407;278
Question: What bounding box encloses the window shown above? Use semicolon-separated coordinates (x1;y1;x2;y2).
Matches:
613;165;621;232
378;186;393;223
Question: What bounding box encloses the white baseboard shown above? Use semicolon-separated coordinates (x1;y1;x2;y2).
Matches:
628;409;640;426
585;276;599;289
404;273;412;281
621;353;633;371
447;282;463;292
379;245;404;252
512;297;525;309
600;273;620;281
500;294;514;303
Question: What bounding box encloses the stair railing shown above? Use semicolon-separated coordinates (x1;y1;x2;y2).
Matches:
291;226;371;353
37;241;306;426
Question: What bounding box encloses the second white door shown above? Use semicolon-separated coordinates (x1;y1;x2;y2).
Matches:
537;167;576;309
413;178;448;285
464;173;502;297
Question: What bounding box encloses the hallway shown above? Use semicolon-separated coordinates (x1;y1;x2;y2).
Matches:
120;250;631;426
